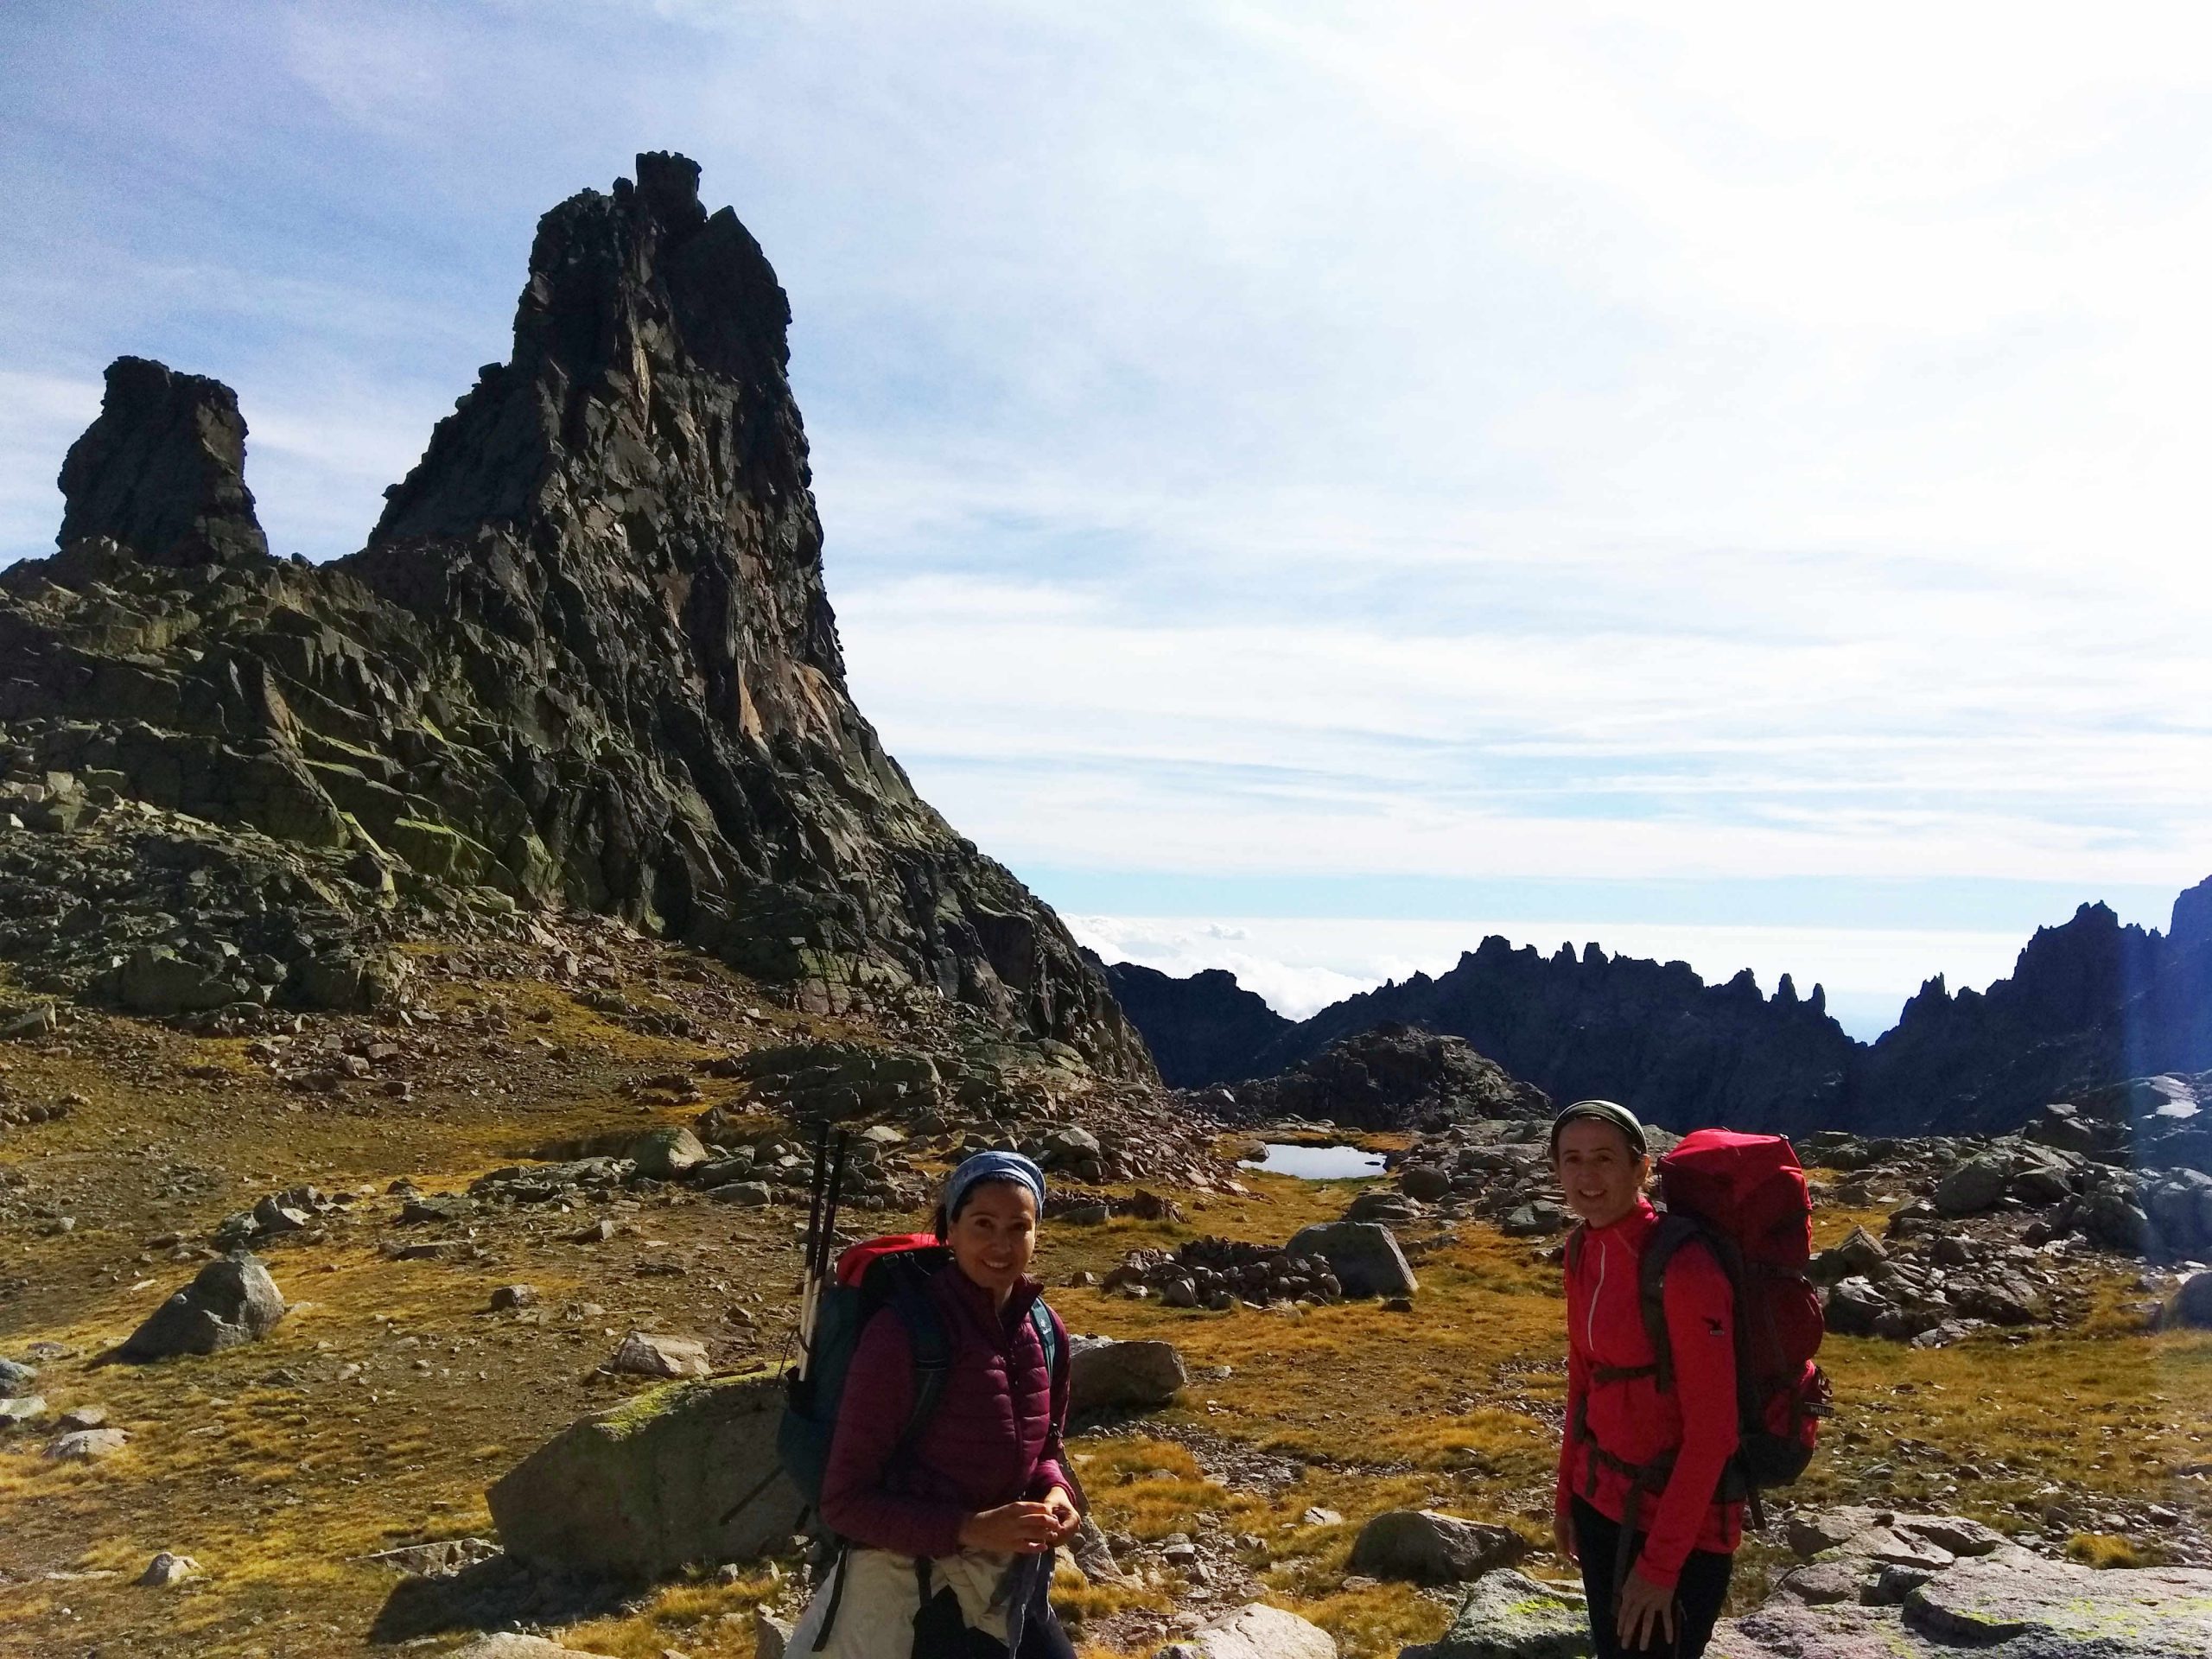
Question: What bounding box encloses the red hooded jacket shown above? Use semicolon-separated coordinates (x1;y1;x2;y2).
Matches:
1556;1196;1742;1588
819;1262;1075;1560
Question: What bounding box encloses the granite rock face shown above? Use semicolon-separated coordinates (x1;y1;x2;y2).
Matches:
1858;892;2212;1135
1102;961;1290;1087
1213;1022;1548;1130
0;154;1147;1074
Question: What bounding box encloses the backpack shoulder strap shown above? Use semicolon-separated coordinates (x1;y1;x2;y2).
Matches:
887;1277;952;1466
1029;1298;1061;1394
1566;1223;1587;1275
1637;1211;1711;1395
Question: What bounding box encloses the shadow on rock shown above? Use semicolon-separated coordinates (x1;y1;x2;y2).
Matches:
366;1553;633;1645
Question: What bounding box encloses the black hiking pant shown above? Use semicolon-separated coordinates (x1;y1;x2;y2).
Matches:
1572;1497;1733;1659
911;1587;1077;1659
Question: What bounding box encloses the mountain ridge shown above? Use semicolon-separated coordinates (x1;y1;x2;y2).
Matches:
1112;874;2212;1134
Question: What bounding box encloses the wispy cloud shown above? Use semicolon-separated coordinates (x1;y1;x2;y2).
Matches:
2;2;2203;1007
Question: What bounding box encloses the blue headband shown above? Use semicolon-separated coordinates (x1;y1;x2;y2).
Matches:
942;1151;1046;1223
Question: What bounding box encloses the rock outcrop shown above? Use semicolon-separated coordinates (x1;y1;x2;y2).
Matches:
1101;961;1289;1087
1210;1022;1548;1130
1857;890;2212;1135
0;154;1149;1076
486;1368;804;1574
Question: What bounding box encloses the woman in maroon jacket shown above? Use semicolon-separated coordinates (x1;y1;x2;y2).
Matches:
1552;1101;1741;1659
816;1151;1083;1658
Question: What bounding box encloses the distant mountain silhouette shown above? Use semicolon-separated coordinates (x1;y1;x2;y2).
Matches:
1110;874;2212;1135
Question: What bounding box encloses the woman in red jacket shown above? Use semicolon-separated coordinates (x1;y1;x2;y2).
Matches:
1552;1101;1740;1659
810;1151;1083;1659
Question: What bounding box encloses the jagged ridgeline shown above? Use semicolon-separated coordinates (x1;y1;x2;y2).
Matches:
0;151;1150;1076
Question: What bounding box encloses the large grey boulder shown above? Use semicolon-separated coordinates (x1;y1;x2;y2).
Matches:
0;1357;35;1395
487;1368;805;1575
1159;1602;1336;1659
605;1333;711;1378
1932;1156;2009;1217
1286;1221;1418;1297
1350;1510;1525;1583
1402;1569;1589;1659
1728;1509;2212;1657
1907;1553;2212;1651
1069;1335;1186;1414
630;1126;709;1180
118;1253;285;1360
448;1637;620;1659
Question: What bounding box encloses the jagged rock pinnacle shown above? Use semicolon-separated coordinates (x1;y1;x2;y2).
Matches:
56;356;270;568
0;156;1154;1076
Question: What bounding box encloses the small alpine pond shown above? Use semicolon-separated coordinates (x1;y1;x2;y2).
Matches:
1239;1141;1387;1180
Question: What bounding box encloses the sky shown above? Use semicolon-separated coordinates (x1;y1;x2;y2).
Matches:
3;3;2207;1038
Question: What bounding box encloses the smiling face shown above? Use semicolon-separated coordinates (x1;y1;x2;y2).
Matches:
1554;1118;1649;1230
944;1177;1039;1299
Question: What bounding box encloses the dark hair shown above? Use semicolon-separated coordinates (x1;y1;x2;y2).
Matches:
931;1175;1038;1242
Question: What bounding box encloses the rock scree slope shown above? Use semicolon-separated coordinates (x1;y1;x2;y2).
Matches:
0;151;1148;1077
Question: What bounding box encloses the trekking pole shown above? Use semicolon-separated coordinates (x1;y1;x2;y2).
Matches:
817;1130;852;1287
796;1121;831;1374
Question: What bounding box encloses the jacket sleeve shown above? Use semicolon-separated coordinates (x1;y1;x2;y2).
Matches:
1556;1322;1588;1520
1026;1306;1080;1509
1633;1244;1739;1590
818;1306;970;1559
1555;1237;1587;1521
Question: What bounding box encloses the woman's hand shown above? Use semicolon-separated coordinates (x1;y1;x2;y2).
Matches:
958;1501;1063;1554
1616;1566;1676;1651
1551;1510;1577;1565
1041;1487;1083;1545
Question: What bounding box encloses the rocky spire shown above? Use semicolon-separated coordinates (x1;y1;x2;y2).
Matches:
56;356;270;568
0;156;1154;1077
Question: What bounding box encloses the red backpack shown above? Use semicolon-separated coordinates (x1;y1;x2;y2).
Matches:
1641;1129;1828;1518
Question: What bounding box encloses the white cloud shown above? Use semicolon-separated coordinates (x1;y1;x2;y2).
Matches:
3;3;2207;938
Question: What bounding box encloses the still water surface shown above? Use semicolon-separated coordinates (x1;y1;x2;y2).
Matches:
1239;1142;1386;1180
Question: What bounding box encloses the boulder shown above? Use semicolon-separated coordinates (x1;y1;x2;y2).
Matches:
606;1333;711;1378
1822;1276;1891;1338
490;1284;539;1312
487;1369;807;1575
47;1427;129;1459
115;946;238;1016
1285;1221;1418;1298
1158;1602;1336;1659
0;1395;46;1429
755;1610;795;1659
1069;1336;1186;1413
2169;1269;2212;1329
1906;1552;2212;1650
1932;1156;2008;1217
0;1357;35;1395
1402;1568;1589;1659
448;1637;620;1659
118;1253;285;1360
629;1126;709;1180
1349;1510;1524;1583
137;1552;198;1586
1400;1165;1452;1202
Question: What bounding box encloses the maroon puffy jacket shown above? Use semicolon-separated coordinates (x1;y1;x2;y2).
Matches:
819;1262;1076;1559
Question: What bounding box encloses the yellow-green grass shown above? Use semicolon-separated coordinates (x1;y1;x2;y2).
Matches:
5;975;2210;1658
